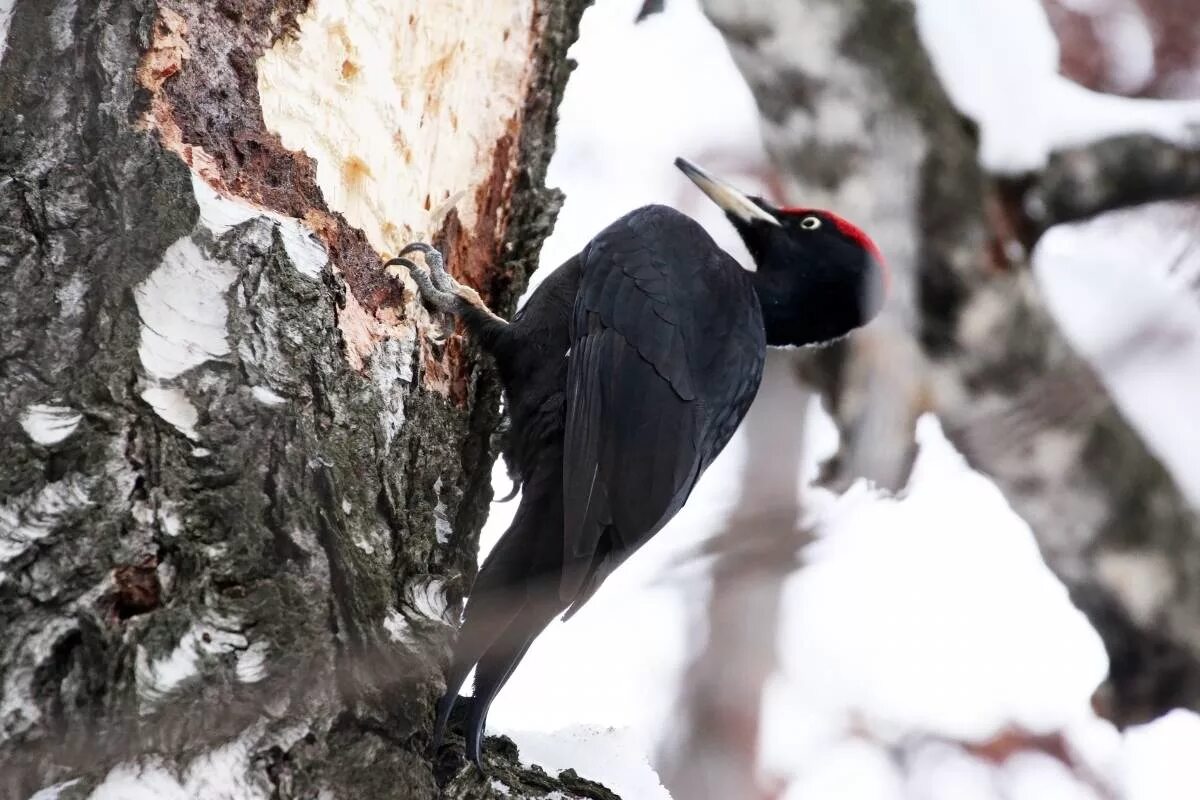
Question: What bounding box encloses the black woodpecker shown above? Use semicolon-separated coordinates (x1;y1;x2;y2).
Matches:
388;157;888;768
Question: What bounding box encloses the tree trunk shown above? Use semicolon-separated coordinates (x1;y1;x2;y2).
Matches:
702;0;1200;727
0;1;608;798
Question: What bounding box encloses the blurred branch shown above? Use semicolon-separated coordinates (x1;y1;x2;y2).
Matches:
998;135;1200;248
660;355;808;800
704;0;1200;727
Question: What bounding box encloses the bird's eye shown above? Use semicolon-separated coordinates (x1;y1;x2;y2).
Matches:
800;216;821;230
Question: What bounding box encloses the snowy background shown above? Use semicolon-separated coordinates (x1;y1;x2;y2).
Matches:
477;0;1200;798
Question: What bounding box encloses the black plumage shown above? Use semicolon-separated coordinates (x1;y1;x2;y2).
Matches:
390;159;887;768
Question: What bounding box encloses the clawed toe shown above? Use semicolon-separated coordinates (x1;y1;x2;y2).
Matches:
386;253;457;313
398;242;453;292
385;242;505;324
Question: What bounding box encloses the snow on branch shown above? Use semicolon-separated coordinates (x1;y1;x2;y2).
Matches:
1002;135;1200;247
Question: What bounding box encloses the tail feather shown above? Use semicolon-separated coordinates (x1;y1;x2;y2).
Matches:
430;552;524;752
432;453;566;766
462;605;546;766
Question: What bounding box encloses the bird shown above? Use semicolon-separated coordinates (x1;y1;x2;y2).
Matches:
388;157;888;768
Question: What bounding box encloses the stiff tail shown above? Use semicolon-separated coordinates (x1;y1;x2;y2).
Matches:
461;597;560;766
432;587;565;766
431;456;566;767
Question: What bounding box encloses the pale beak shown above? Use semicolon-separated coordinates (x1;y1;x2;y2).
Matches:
675;157;780;226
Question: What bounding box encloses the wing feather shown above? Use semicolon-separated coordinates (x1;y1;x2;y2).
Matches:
560;206;764;603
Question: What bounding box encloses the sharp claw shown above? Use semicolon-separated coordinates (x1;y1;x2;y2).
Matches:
398;242;438;259
386;255;457;313
383;256;420;271
397;242;453;293
495;479;520;503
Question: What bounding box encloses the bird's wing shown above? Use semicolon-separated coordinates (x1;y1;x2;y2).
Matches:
561;206;764;602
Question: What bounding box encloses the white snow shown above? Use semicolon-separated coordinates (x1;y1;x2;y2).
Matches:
767;417;1107;748
504;725;672;800
1035;202;1200;504
19;403;82;445
781;737;904;800
913;0;1200;172
1120;710;1200;799
1094;4;1156;94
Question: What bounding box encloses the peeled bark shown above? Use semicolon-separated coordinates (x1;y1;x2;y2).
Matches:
0;1;604;798
703;0;1200;726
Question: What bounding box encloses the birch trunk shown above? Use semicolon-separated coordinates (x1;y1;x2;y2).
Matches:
0;1;607;798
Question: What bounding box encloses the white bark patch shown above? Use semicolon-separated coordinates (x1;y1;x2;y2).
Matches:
191;172;327;279
0;475;94;565
139;386;201;441
19;403;82;445
1096;550;1176;627
251;385;287;406
55;271;88;319
235;640;270;683
0;0;14;67
134;236;239;439
181;736;272;800
89;760;187;800
372;333;415;445
135;237;238;382
47;0;76;51
157;499;184;538
404;576;452;624
0;617;77;744
135;614;248;704
28;779;81;800
432;476;453;545
256;0;538;254
383;608;414;644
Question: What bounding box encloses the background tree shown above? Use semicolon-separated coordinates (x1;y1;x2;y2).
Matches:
663;0;1200;796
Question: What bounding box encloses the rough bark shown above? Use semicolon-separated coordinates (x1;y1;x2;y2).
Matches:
0;1;602;798
703;0;1200;727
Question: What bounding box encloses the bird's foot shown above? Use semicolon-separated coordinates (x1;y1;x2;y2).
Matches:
386;242;503;323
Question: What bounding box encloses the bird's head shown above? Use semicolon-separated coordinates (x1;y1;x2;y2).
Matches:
676;157;888;347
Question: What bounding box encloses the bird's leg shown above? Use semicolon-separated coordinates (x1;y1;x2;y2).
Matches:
387;243;507;329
